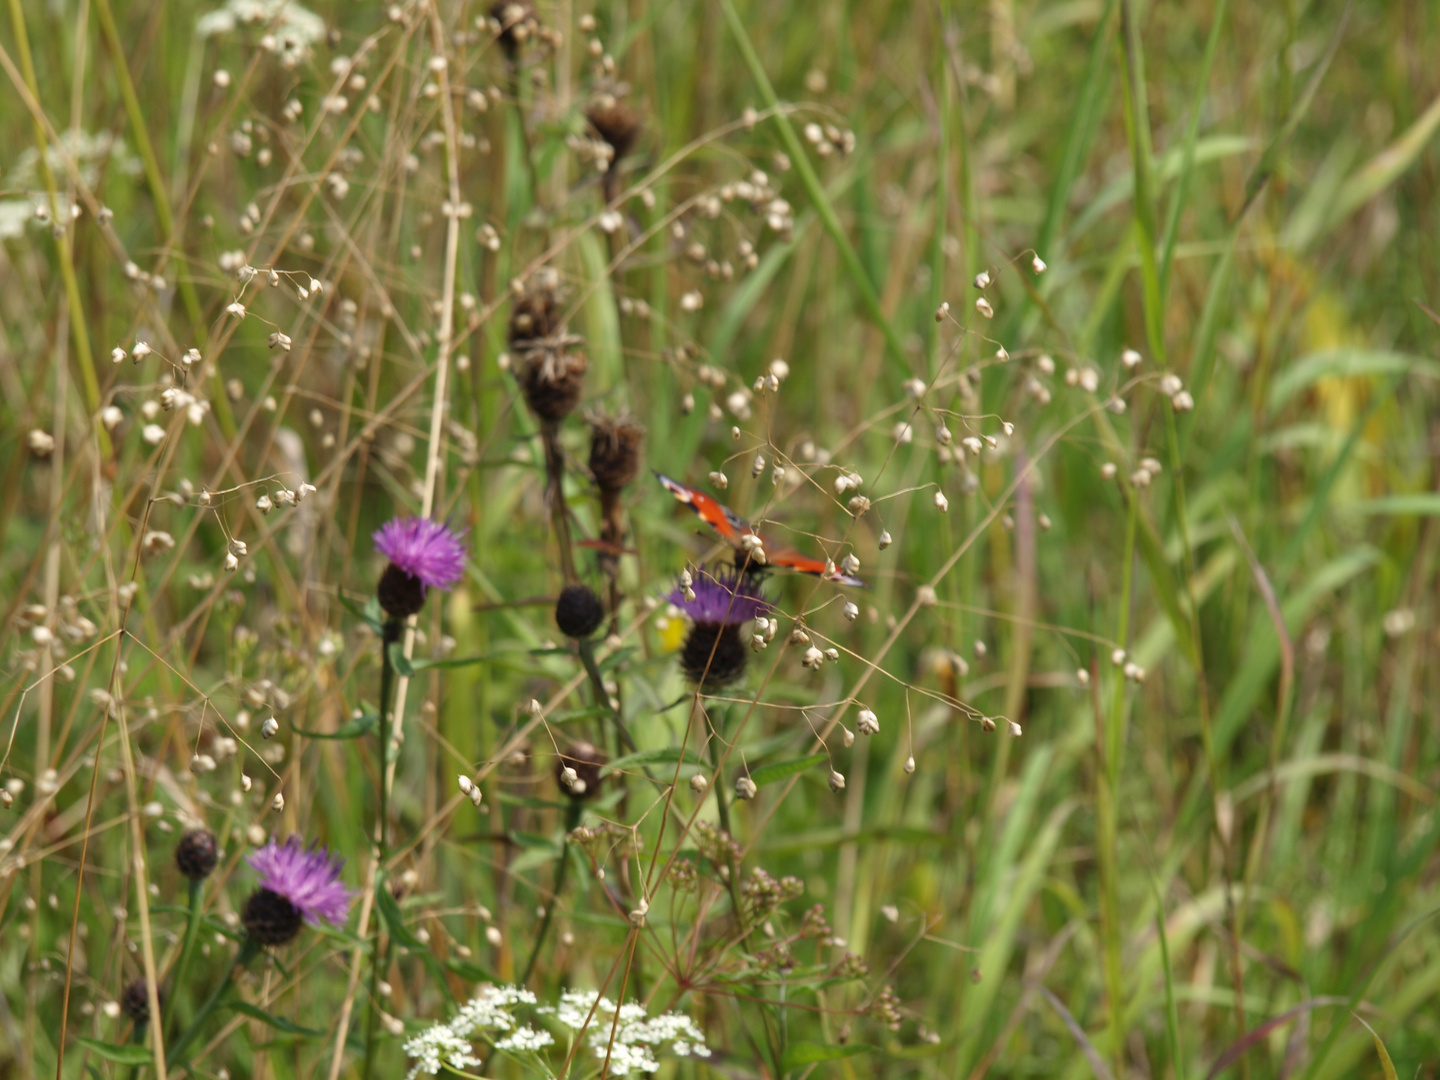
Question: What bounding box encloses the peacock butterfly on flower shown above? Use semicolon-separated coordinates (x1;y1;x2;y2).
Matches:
656;473;864;586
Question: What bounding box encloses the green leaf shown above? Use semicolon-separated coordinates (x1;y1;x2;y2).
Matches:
1268;348;1440;412
293;712;378;740
1329;89;1440;231
75;1037;154;1066
595;646;638;675
759;825;945;855
375;885;428;951
781;1042;874;1070
409;654;491;672
445;958;502;985
229;1000;324;1038
602;746;708;775
719;0;908;371
749;753;828;788
338;592;384;633
387;642;415;678
1344;494;1440;517
1349;1012;1399;1080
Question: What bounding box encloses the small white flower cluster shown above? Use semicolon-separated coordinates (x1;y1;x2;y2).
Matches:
541;991;710;1074
403;985;540;1080
404;987;707;1078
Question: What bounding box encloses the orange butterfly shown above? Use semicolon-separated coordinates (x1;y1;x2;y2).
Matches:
656;474;864;587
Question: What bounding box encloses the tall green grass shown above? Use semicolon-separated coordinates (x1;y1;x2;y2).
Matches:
1;0;1438;1078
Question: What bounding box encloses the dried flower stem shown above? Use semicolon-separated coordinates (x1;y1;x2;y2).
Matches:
362;616;402;1080
576;638;637;754
541;422;579;584
334;10;466;1080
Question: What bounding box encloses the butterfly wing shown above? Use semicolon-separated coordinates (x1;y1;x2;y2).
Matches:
657;473;864;586
656;473;754;546
767;547;866;587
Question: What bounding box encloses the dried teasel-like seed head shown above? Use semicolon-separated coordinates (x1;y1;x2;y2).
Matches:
587;412;645;492
518;346;588;422
508;282;563;351
586;100;643;167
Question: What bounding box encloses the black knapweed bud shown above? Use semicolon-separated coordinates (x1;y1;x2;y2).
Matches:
679;622;749;690
588;414;645;493
241;887;304;947
120;979;154;1024
377;563;426;620
175;829;219;881
555;584;605;639
668;570;770;691
555;741;607;800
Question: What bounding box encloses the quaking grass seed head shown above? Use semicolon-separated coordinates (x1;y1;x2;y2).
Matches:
490;0;538;59
554;741;607;800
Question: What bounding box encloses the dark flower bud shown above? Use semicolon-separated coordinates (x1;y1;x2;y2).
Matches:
175;829;220;881
242;887;304;947
669;570;770;690
555;584;605;639
120;979;154;1024
588;414;645;493
554;742;607;800
377;563;426;620
587;101;642;167
680;622;749;690
490;0;538;61
518;346;588;422
508;285;561;350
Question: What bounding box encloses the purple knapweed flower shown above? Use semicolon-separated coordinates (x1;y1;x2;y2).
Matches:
668;569;770;627
669;570;770;689
373;516;467;619
241;837;353;946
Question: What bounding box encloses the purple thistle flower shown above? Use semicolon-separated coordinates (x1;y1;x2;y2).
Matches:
374;517;467;589
668;570;770;627
373;517;467;619
245;836;354;928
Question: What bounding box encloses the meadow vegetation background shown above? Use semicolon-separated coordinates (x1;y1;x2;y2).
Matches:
2;0;1439;1077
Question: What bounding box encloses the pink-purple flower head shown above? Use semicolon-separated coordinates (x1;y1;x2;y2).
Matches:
375;517;467;589
374;516;467;619
246;836;353;929
668;569;770;627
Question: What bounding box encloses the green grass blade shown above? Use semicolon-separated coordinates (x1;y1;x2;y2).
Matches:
719;0;909;370
1158;0;1227;302
1118;0;1165;360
